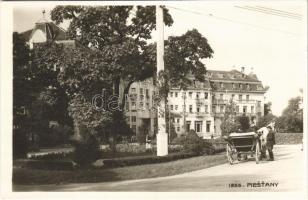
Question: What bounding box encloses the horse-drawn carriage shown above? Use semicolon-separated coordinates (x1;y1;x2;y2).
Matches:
224;122;275;165
224;132;262;164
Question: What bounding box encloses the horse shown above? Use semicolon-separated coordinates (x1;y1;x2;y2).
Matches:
257;122;276;159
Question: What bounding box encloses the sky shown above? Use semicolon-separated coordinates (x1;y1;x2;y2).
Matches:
13;1;307;116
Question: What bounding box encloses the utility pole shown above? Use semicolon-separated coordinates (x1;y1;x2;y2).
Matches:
156;5;168;156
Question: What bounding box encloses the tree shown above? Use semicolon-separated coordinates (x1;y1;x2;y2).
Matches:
13;32;32;158
158;29;214;135
51;6;173;109
30;6;214;162
264;102;272;115
46;6;174;148
220;100;240;135
276;96;303;133
256;113;276;129
236;115;250;132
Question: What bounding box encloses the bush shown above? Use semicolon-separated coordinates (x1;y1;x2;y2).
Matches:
182;130;206;155
171;131;215;155
116;143;146;154
236;115;250;132
14;159;75;170
13;129;29;159
256;114;276;129
28;151;73;160
171;135;186;144
98;152;197;168
275;132;303;144
220;118;241;136
72;134;101;168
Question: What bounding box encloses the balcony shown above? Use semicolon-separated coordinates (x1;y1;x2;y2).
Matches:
235;99;257;104
212;99;228;105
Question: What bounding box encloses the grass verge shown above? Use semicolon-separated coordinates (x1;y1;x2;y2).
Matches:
13;153;226;186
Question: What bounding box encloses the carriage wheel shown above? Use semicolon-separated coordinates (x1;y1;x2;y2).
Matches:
255;141;261;164
226;144;234;165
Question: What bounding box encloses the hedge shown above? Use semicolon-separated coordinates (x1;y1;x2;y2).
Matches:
97;152;198;168
14;159;76;170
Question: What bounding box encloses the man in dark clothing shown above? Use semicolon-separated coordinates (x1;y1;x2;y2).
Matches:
266;126;276;161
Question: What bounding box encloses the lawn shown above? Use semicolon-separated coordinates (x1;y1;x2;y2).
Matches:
13;153;226;185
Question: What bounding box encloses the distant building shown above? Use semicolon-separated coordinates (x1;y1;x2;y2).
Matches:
124;78;157;138
127;68;268;139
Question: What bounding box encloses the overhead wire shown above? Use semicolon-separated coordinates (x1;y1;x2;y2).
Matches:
234;6;302;20
166;5;302;37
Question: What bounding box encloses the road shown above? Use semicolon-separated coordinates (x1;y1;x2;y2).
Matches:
15;145;305;192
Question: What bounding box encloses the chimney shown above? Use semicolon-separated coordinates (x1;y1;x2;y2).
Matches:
250;67;254;74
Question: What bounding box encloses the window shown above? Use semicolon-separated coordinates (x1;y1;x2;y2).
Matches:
177;118;180;123
170;92;173;97
212;105;216;113
131;102;136;109
189;105;193;113
170;105;173;110
139;102;144;109
251;106;254;113
140;94;144;100
220;105;224;113
126;103;129;111
131;88;136;93
206;121;211;132
140;88;143;94
232;83;235;89
175;92;178;97
246;95;249;101
232;94;235;99
236;105;239;113
131;116;136;122
247;84;250;90
186;121;191;132
197;106;200;113
195;121;203;133
189;92;192;98
196;92;200;99
239;84;243;89
243;106;247;113
220;94;223;100
146;102;149;108
204;92;208;99
177;127;180;132
220;82;224;88
239;94;242;101
146;89;149;97
131;125;137;133
175;105;178;110
205;105;208;113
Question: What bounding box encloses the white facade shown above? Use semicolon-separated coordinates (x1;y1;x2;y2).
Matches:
125;78;156;137
126;69;267;139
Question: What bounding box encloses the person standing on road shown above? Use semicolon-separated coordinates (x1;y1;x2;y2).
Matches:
266;126;276;161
